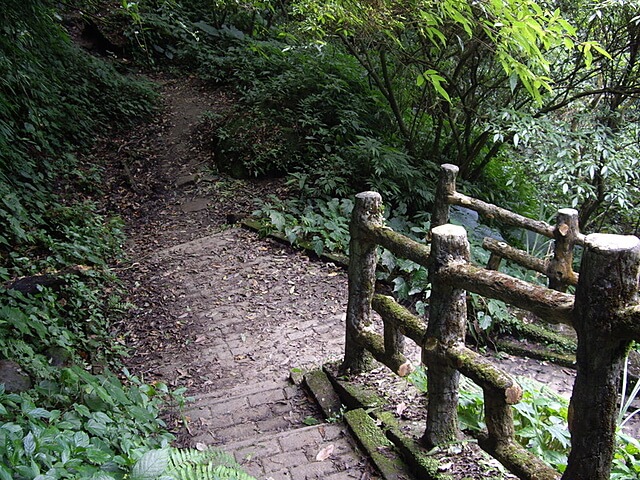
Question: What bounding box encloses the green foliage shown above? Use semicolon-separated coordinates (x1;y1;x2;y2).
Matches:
129;447;256;480
199;38;431;206
613;434;640;480
288;0;580;179
506;108;640;233
127;3;436;210
0;2;193;479
408;365;640;476
255;197;353;255
618;348;640;431
0;0;156;273
130;0;640;236
511;378;571;470
467;294;511;345
408;369;571;470
0;369;183;479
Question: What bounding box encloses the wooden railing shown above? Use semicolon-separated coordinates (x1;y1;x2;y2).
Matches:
342;164;640;480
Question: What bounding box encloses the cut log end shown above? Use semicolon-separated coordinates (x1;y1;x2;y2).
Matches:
441;163;460;174
585;233;640;252
355;191;382;202
431;224;467;238
557;208;579;217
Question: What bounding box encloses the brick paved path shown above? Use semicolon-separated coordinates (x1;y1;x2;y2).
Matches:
134;227;380;479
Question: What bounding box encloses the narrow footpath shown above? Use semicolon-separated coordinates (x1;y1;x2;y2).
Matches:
108;76;383;479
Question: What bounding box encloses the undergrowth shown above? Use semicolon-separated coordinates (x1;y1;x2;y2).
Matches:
0;1;254;478
407;364;640;478
255;195;526;338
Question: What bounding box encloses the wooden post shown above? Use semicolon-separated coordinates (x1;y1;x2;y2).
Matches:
431;164;459;233
547;208;580;291
422;224;469;448
486;252;503;271
563;233;640;480
384;319;405;362
341;192;384;374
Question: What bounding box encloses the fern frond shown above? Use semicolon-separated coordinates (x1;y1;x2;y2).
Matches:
169;447;234;468
165;447;256;480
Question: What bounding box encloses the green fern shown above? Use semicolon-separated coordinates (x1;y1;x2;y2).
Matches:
130;447;256;480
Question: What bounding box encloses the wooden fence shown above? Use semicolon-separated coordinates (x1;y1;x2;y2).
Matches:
343;164;640;480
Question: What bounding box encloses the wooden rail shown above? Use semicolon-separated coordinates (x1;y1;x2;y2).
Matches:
342;166;640;480
434;164;581;292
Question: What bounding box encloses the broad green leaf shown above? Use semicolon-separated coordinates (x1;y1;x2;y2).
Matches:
23;431;36;455
268;211;286;231
86;419;108;436
74;404;91;417
130;448;170;480
86;446;114;464
26;408;51;419
0;466;12;480
73;431;90;448
0;306;30;334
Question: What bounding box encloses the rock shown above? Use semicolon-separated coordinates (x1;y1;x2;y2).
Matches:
0;359;32;392
176;174;198;188
181;198;210;213
451;206;505;242
45;346;72;367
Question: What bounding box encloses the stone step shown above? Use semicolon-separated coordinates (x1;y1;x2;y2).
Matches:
181;377;382;479
183;378;320;447
200;421;379;480
187;378;292;405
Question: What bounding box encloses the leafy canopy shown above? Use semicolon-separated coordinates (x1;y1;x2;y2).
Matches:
291;0;579;103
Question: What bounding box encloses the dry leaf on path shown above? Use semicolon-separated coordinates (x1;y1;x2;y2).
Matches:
315;444;334;461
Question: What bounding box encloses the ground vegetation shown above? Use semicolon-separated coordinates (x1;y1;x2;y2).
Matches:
0;1;250;477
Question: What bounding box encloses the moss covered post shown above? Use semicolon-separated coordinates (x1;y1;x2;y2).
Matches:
431;164;458;232
422;224;469;448
547;208;580;291
341;191;384;374
563;234;640;480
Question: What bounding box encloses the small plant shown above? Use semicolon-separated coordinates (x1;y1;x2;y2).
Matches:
255;196;353;255
327;405;348;424
0;368;187;478
618;345;640;430
611;345;640;478
128;447;256;480
467;293;511;346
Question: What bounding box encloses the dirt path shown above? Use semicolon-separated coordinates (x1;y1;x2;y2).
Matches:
106;76;382;479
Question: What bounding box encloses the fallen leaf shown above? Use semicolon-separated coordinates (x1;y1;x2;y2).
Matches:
315;444;334;461
398;361;412;377
303;416;320;426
